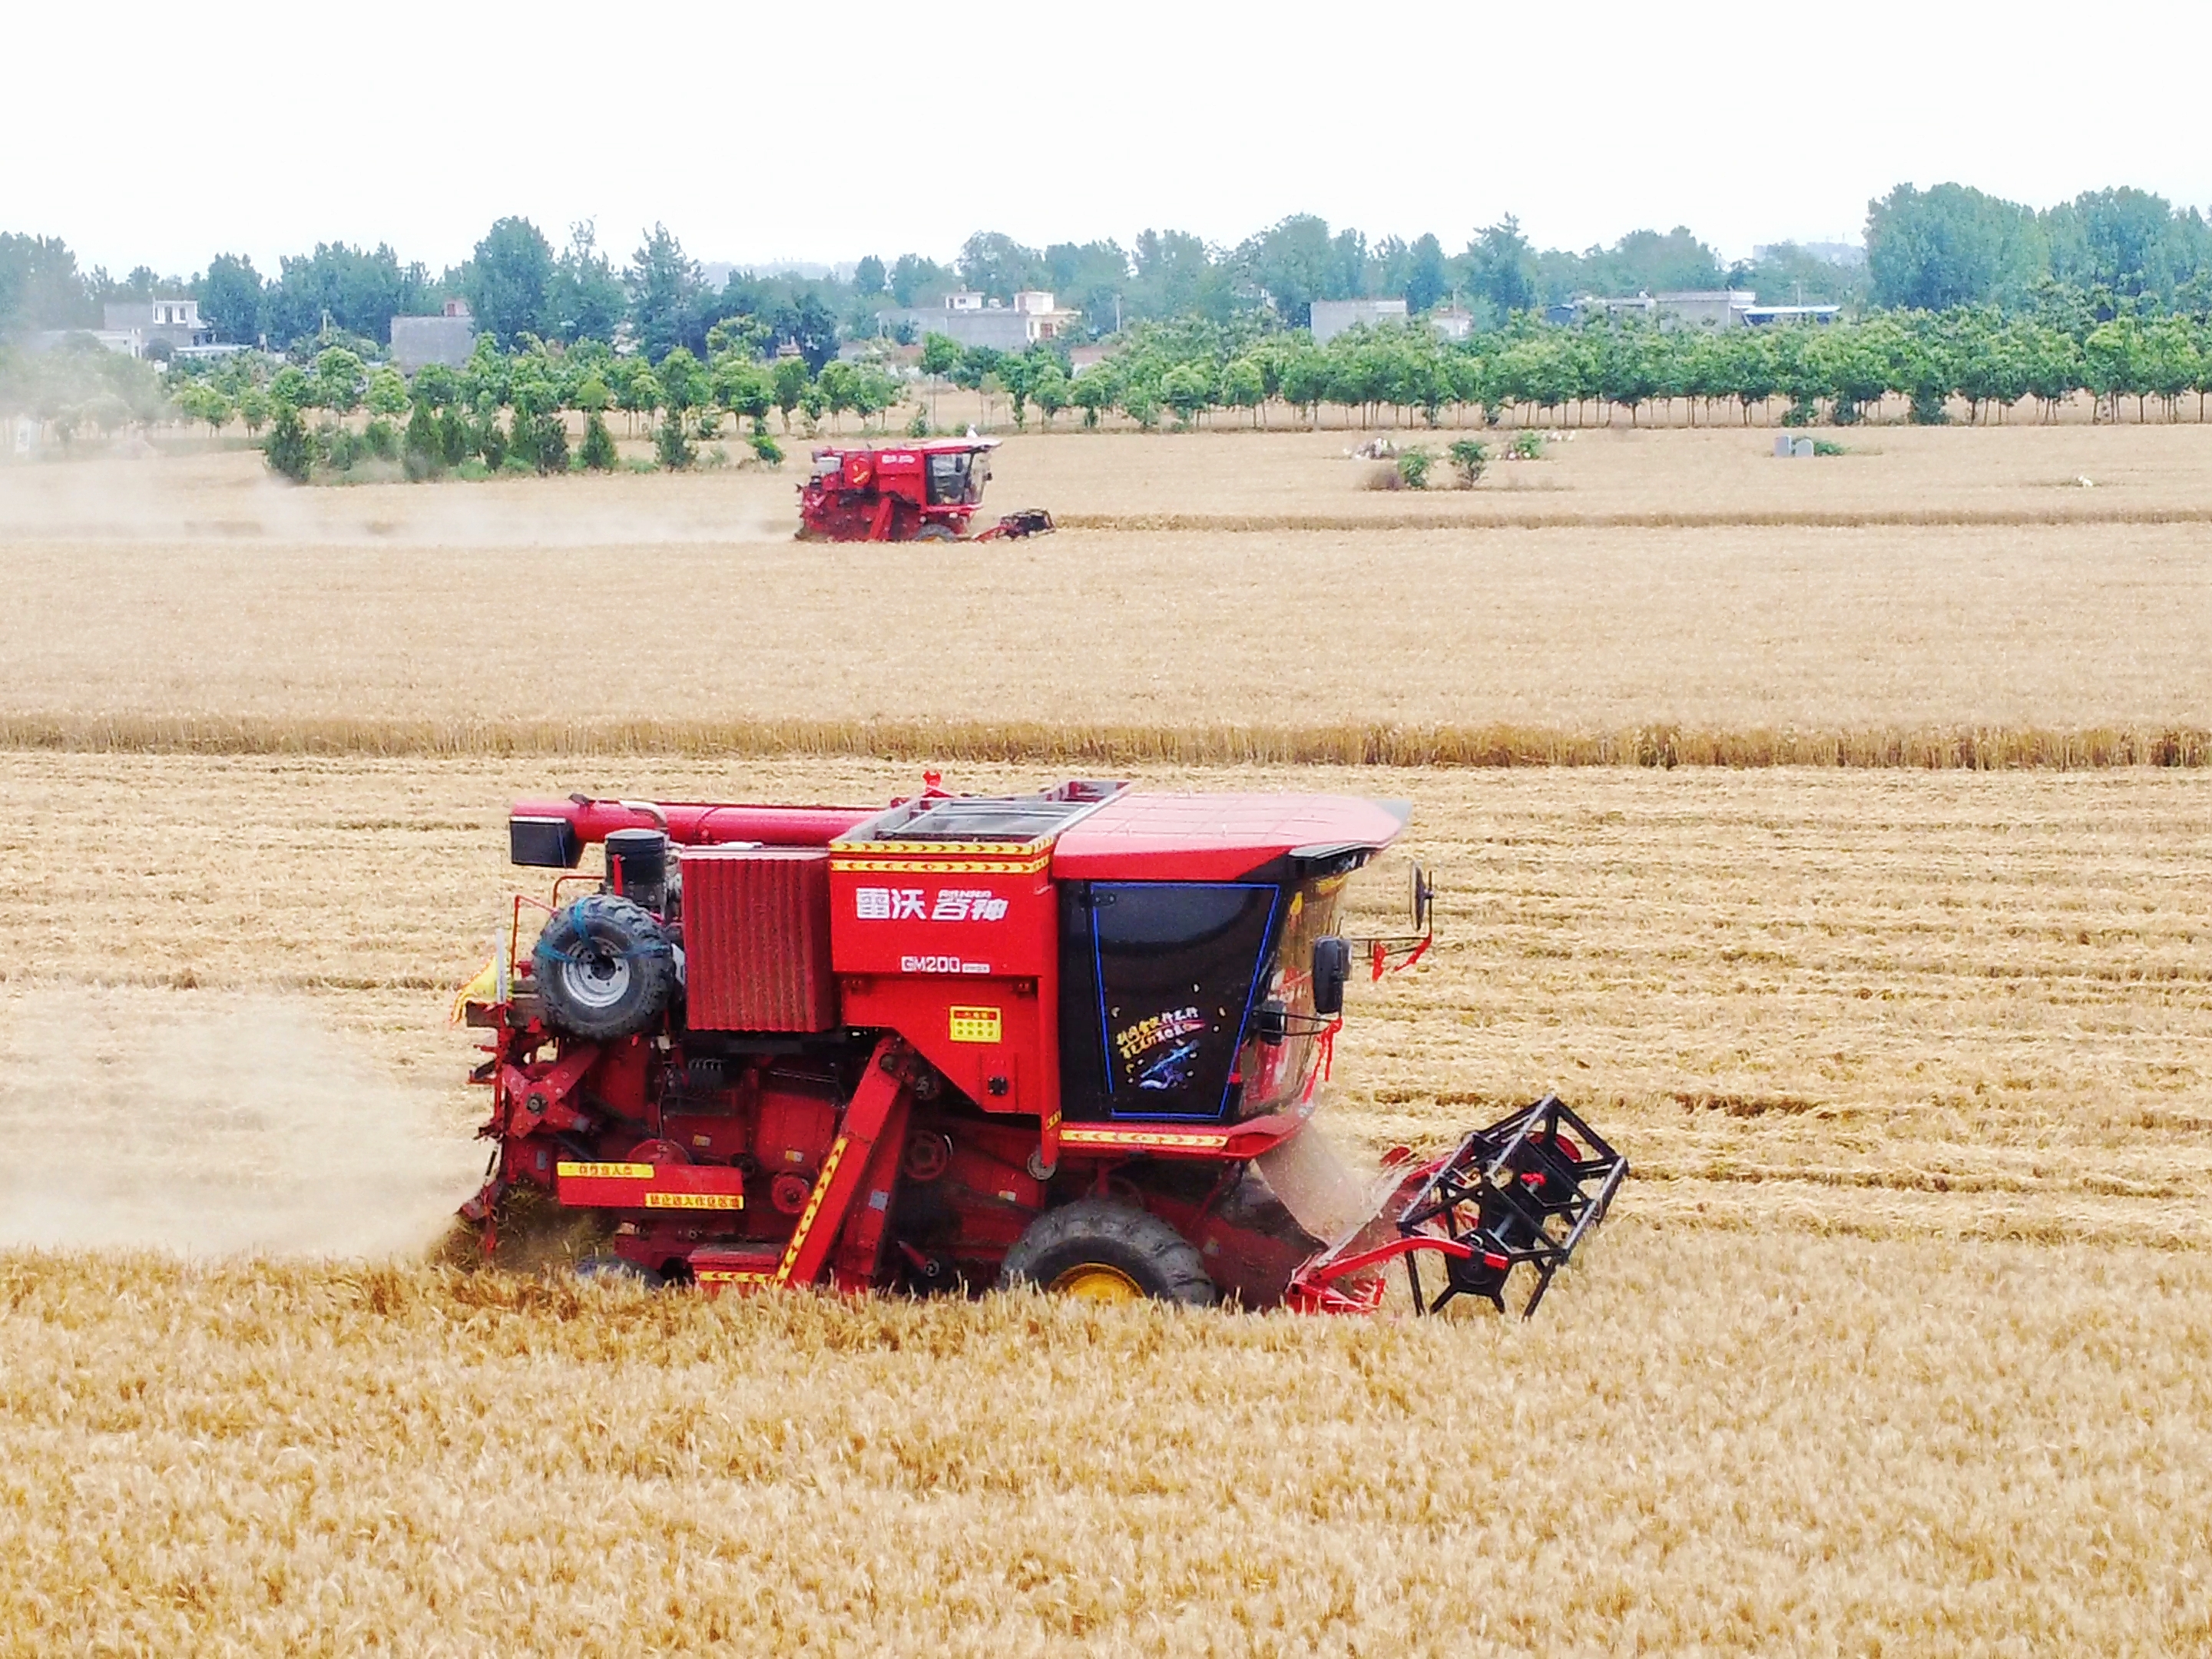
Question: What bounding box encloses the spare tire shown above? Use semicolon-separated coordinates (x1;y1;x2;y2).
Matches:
532;893;676;1040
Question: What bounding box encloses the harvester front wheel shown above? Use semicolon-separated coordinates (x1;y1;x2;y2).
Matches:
1001;1199;1217;1308
912;522;959;543
532;893;676;1041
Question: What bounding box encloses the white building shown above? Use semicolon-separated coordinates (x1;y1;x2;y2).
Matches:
1310;298;1409;343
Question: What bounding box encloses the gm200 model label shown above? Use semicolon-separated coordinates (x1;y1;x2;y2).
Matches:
854;886;1010;922
901;955;993;974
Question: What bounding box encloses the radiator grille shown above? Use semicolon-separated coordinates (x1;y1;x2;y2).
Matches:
682;847;836;1031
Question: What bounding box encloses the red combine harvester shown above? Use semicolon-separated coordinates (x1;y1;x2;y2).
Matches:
796;436;1055;542
460;780;1624;1315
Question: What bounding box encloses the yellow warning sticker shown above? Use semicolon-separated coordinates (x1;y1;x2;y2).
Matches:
949;1005;1002;1044
556;1161;654;1180
644;1191;743;1210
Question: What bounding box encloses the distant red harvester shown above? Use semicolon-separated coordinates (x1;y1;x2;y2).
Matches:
796;436;1055;542
459;779;1624;1315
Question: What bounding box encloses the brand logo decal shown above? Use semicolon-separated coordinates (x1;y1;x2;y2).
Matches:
855;886;1008;922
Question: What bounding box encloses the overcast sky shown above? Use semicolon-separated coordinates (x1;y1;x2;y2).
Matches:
12;0;2210;278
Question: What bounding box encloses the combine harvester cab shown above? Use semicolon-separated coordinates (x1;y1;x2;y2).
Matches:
461;780;1624;1316
796;437;1055;543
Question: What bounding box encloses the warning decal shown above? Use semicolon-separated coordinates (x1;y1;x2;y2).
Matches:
949;1005;1003;1044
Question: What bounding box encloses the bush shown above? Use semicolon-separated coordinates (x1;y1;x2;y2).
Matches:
1508;430;1547;460
578;412;618;472
363;418;399;461
905;406;931;438
263;402;316;482
404;401;442;478
1396;447;1434;489
654;411;696;470
436;406;469;468
749;430;783;467
529;411;568;475
1447;438;1488;487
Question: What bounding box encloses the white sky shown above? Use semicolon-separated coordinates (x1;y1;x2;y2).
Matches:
12;0;2210;278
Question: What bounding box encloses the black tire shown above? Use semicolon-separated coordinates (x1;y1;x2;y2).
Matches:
912;522;959;543
1000;1198;1217;1307
532;893;676;1040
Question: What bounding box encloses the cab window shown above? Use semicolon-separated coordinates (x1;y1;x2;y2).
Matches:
1056;882;1279;1121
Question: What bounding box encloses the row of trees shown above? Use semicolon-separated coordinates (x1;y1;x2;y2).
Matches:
15;184;2212;370
969;306;2212;431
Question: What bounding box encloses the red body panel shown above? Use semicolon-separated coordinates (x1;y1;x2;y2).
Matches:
828;836;1059;1125
683;846;837;1031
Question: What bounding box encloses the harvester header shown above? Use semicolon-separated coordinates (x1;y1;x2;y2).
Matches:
462;778;1624;1314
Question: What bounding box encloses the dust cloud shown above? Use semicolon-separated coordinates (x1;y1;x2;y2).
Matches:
0;449;799;546
0;988;481;1259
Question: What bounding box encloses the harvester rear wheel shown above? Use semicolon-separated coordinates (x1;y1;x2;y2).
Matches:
1001;1199;1217;1307
532;893;676;1041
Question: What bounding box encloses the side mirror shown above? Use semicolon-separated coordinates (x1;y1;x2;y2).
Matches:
1312;936;1351;1018
1410;863;1435;932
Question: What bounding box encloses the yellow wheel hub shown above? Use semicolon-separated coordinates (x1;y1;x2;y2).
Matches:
1048;1263;1144;1302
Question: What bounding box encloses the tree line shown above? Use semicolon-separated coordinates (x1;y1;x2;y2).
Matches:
12;181;2212;369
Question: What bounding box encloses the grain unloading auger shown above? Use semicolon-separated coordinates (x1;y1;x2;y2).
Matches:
456;779;1624;1316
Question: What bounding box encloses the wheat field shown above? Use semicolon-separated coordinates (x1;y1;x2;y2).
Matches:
2;429;2209;1650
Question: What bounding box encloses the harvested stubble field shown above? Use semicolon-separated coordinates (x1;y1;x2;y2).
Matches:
2;428;2210;1651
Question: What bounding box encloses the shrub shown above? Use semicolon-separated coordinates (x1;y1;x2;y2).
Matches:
478;417;509;472
436;406;469;468
363;418;399;462
905;406;931;438
1508;430;1547;460
578;412;618;472
404;401;442;478
1448;439;1488;488
1396;447;1434;489
529;412;568;475
654;411;696;470
263;402;316;482
749;430;783;467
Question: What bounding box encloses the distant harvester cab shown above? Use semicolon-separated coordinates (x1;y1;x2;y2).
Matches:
796;436;1055;542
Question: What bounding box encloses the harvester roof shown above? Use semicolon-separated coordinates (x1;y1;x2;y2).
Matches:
1051;791;1411;880
833;785;1409;881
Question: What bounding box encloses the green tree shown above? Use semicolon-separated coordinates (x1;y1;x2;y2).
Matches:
541;221;627;344
1866;183;2047;311
236;385;271;435
1031;359;1070;428
313;347;364;416
628;224;705;359
770;356;811;431
199;253;264;344
919;331;962;424
465;217;555;346
365;367;408;420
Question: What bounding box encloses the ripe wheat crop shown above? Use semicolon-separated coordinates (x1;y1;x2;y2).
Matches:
4;427;2210;1650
